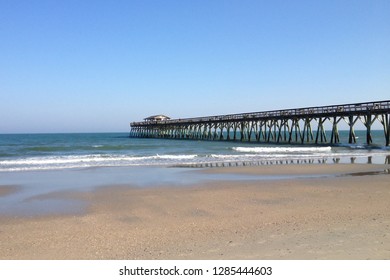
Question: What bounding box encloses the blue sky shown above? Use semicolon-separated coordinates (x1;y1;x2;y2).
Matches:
1;0;389;133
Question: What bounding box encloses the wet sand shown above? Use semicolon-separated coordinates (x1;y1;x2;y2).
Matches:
0;164;390;259
0;185;20;197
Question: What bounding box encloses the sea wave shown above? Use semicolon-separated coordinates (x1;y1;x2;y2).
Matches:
0;154;201;171
232;146;332;153
153;154;197;160
22;144;135;153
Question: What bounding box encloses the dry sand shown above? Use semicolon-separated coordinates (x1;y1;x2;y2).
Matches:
0;164;390;259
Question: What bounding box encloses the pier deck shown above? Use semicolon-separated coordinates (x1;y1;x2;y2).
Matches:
130;100;390;146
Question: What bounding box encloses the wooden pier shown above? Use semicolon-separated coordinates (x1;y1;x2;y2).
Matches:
130;100;390;146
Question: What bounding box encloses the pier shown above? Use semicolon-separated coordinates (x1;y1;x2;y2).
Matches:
130;100;390;146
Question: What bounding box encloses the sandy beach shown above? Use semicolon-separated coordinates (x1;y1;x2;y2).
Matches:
1;164;390;259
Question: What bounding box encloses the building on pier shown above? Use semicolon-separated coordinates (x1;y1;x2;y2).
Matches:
130;100;390;146
143;115;171;122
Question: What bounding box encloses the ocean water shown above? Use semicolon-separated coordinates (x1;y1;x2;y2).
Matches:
0;131;390;172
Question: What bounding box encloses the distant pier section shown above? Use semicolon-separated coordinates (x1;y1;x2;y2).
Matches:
130;100;390;146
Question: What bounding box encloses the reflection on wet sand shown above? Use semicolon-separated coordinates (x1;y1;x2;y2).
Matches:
175;155;390;168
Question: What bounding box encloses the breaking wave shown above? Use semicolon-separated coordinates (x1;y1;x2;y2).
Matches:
232;146;332;153
0;154;201;171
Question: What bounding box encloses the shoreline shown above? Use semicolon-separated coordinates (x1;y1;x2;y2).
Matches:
0;163;390;259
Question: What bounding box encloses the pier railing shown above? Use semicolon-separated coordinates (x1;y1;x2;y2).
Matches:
130;100;390;146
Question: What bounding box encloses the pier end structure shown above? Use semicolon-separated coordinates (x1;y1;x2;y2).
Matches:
130;100;390;146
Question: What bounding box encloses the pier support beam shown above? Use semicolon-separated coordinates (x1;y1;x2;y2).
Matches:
346;115;359;144
362;114;377;145
315;117;327;144
379;113;390;146
330;117;342;144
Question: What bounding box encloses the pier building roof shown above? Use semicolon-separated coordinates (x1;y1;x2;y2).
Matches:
144;115;171;122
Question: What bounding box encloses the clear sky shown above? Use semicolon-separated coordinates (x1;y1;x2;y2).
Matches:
1;0;389;133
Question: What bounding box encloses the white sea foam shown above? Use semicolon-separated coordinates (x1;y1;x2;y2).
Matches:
208;154;258;159
153;154;197;160
232;146;332;153
0;154;202;171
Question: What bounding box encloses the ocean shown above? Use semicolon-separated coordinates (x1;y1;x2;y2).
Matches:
1;131;390;172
